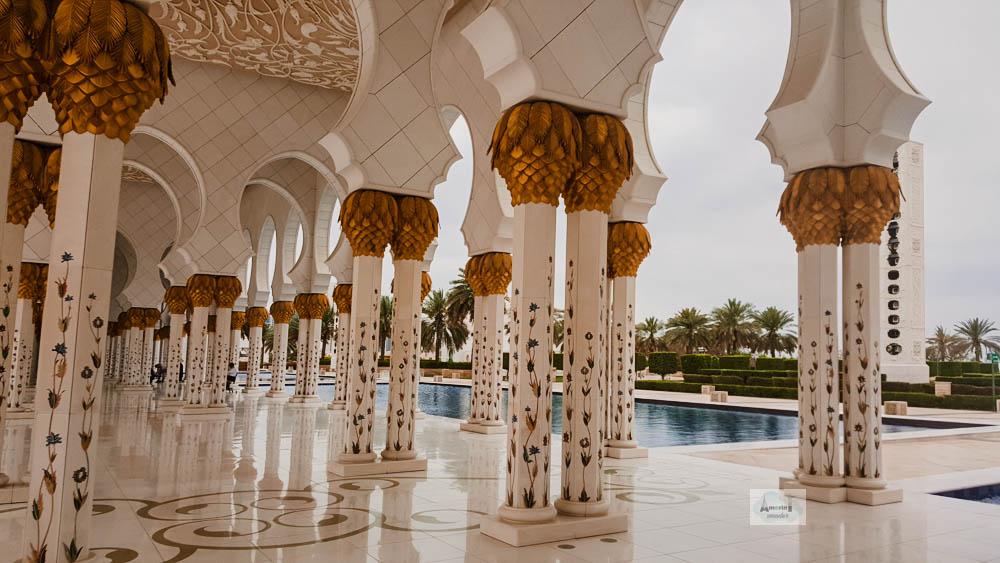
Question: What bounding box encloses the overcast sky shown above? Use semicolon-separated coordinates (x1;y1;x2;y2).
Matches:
406;0;999;338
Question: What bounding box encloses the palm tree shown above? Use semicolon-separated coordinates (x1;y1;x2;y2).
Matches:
422;289;470;361
752;306;797;357
711;298;757;355
635;317;665;354
446;268;475;325
926;325;965;361
261;322;273;355
954;318;1000;362
379;295;393;360
320;307;336;359
552;308;565;351
288;315;299;360
664;308;711;354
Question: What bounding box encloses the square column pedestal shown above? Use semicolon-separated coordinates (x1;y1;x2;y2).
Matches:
605;445;648;459
156;398;187;412
459;422;506;435
779;476;902;505
181;405;232;417
327;456;428;477
480;512;628;547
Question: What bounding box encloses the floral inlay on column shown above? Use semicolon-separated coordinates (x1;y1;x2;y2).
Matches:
489;101;580;521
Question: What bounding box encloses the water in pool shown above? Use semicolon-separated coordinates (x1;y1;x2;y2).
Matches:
259;381;925;448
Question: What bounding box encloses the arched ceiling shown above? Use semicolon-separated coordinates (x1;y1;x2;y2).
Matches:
149;0;361;92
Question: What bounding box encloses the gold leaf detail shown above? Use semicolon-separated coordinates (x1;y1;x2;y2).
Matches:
607;222;651;278
489;101;582;206
565;114;633;213
339;189;398;257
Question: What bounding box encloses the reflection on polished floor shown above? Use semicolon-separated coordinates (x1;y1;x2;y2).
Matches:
3;387;1000;562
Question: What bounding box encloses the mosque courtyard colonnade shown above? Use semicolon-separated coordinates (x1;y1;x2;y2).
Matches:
0;0;949;561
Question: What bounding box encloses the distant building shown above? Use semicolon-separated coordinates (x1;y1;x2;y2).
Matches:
881;142;930;383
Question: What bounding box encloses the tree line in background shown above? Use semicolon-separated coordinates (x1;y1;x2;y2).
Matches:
926;318;1000;362
623;299;798;358
245;270;1000;367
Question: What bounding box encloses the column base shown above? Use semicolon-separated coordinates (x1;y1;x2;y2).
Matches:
181;405;233;419
327;401;346;411
460;422;507;434
605;446;648;459
327;457;427;477
5;409;35;420
779;477;847;504
415;410;427;420
243;388;265;396
156;398;187;410
480;511;627;547
847;486;903;505
121;385;153;393
288;395;323;404
264;391;290;402
555;498;610;517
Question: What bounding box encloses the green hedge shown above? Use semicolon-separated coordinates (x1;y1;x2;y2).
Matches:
936;376;1000;387
637;380;797;399
748;376;797;388
712;375;744;385
927;361;993;377
883;381;934;394
883;392;996;411
635;354;648;371
749;357;799;371
648;352;680;375
682;374;713;384
320;356;331;366
754;357;782;370
680;354;716;374
719;355;751;370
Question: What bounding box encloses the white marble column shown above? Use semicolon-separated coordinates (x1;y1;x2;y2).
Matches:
8;295;35;411
480;292;505;426
607;276;640;454
843;243;886;490
127;315;144;386
338;254;381;463
501;202;557;523
104;323;118;383
245;306;268;395
229;310;243;373
141;310;156;386
163;313;186;404
0;125;19;483
291;294;326;403
467;293;483;425
183;277;214;407
329;305;350;410
208;278;240;407
21;131;124;563
267;301;293;399
603;222;651;460
384;259;421;460
557;210;609;517
795;245;842;488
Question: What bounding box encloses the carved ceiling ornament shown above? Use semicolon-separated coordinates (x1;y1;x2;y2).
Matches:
152;0;360;91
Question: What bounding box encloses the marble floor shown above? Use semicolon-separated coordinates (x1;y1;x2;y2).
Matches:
2;385;1000;562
